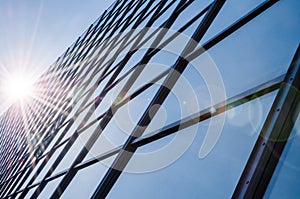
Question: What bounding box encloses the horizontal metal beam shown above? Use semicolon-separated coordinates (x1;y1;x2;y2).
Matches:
233;44;300;199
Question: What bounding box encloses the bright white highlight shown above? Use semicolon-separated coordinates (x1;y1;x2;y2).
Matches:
4;73;35;102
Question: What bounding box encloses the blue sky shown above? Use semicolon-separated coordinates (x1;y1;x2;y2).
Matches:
0;0;114;114
0;0;299;198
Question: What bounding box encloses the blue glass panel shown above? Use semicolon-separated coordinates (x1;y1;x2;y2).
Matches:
107;91;277;198
61;155;117;198
36;176;64;199
202;0;300;99
264;113;300;198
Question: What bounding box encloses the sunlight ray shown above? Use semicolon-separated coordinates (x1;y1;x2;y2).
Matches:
24;0;44;72
19;100;36;164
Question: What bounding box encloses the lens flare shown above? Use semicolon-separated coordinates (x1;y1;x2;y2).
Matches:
3;73;35;102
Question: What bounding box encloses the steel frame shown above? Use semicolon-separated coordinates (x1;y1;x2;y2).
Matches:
233;45;300;198
1;0;298;198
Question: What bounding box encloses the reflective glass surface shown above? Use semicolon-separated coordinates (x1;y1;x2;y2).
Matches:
264;113;300;198
108;91;277;198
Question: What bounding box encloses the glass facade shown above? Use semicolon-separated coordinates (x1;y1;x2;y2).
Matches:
0;0;299;198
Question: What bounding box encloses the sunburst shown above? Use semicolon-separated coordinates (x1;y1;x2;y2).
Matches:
2;72;36;102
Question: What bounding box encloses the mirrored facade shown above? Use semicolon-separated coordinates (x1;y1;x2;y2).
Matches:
0;0;299;198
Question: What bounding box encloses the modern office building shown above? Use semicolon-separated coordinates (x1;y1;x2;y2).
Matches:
0;0;299;198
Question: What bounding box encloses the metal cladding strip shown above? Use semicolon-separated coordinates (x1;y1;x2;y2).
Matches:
7;0;173;197
3;2;122;198
23;1;137;198
0;1;282;197
29;0;180;198
74;74;283;173
91;0;226;198
186;0;279;60
2;67;282;199
48;1;194;198
233;44;300;199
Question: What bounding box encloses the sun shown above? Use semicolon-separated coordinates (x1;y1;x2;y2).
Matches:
3;73;35;102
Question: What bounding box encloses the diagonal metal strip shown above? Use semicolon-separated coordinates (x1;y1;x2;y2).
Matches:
91;0;226;198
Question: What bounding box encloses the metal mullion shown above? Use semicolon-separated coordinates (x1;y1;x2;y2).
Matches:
133;76;283;149
62;18;104;67
89;0;278;196
47;53;65;74
91;1;225;197
63;36;84;62
34;85;67;125
59;36;86;69
5;68;170;197
32;99;71;159
28;10;144;195
36;90;72;136
1;138;24;180
108;0;148;33
86;1;137;65
32;101;70;155
88;0;129;50
0;137;28;186
49;1;190;198
95;0;195;80
186;0;279;61
21;35;126;199
1;149;31;194
59;10;122;102
87;0;160;107
6;156;31;194
11;107;71;197
98;0;142;41
97;1;172;71
64;4;126;99
21;73;281;193
94;0;176;56
0;0;282;196
40;86;70;119
1;129;18;161
65;26;100;70
1;155;21;193
122;0;163;29
0;151;32;197
14;5;125;196
55;47;72;71
79;8;110;44
0;120;15;167
5;156;46;198
2;121;65;194
3;172;23;197
6;151;46;198
96;70;170;125
84;0;142;81
6;135;53;198
63;66;170;151
233;45;300;198
21;103;36;126
25;103;40;126
97;1;182;74
70;2;139;113
141;0;176;23
103;1;209;95
90;0;179;99
65;0;146;106
0;121;26;184
106;0;130;19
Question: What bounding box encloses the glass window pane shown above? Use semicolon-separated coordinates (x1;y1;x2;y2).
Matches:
107;90;277;198
264;113;300;198
61;155;117;198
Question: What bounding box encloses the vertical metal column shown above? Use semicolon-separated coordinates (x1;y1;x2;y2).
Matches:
91;1;226;198
233;44;300;198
